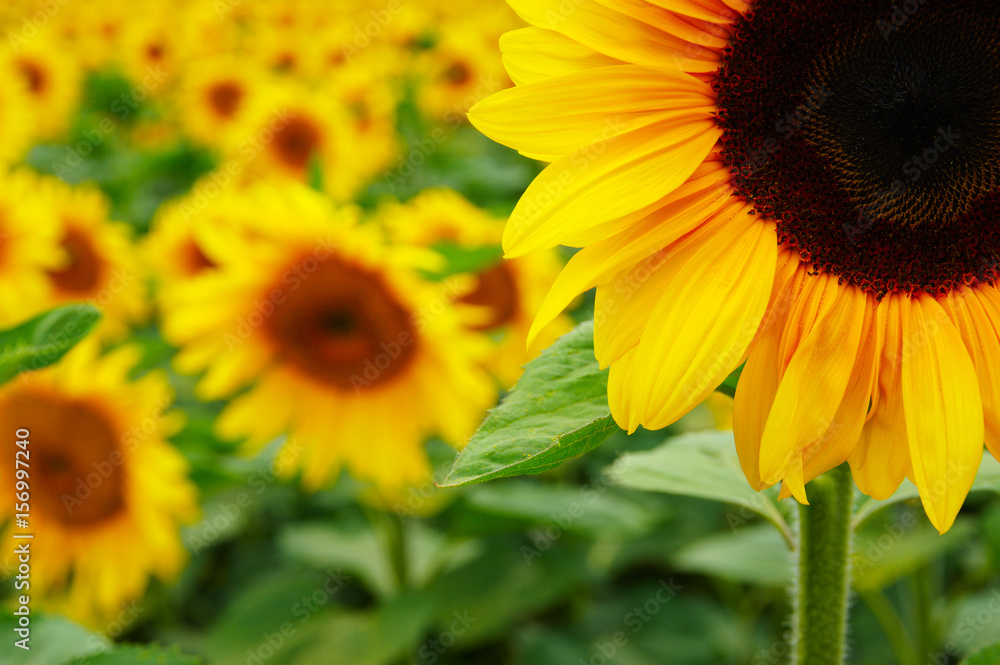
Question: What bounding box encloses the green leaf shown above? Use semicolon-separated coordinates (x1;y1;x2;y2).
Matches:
462;480;662;539
853;454;1000;527
71;645;202;665
0;613;108;665
608;431;792;544
853;518;973;591
672;524;792;587
714;364;744;398
442;322;618;487
961;643;1000;665
0;304;101;385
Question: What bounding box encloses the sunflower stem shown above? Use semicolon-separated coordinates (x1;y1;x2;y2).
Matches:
792;464;855;665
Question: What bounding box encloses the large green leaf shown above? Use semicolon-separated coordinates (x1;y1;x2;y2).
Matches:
853;518;973;591
853;454;1000;527
0;613;108;665
672;524;792;587
608;431;792;544
0;304;101;385
442;322;618;487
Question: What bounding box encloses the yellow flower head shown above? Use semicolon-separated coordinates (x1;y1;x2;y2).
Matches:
7;37;82;140
160;181;495;491
36;178;149;342
0;342;198;627
174;56;267;151
470;0;1000;533
231;80;364;202
381;188;572;386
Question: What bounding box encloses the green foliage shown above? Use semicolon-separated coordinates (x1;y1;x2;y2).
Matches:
0;304;101;385
609;431;791;542
963;644;1000;665
442;322;619;487
71;646;203;665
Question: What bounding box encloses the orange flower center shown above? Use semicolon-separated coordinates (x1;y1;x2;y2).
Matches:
263;254;418;390
49;227;103;294
459;262;519;330
4;392;126;526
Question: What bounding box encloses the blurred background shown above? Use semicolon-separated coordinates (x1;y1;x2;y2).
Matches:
1;1;1000;664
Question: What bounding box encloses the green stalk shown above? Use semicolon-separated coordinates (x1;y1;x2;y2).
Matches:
792;464;855;665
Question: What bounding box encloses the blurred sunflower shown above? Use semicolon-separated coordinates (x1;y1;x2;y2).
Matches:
416;30;510;122
326;60;401;182
8;38;82;140
381;189;572;386
0;342;197;626
160;182;494;491
40;179;148;341
470;0;1000;532
143;197;224;287
175;57;264;150
234;81;363;201
0;170;62;321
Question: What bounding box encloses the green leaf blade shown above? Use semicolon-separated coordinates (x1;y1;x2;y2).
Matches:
0;304;102;385
442;322;618;487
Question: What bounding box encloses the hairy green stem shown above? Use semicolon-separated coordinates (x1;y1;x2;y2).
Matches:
792;464;855;665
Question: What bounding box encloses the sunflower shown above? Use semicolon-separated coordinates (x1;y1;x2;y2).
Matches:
470;0;1000;533
381;188;573;386
232;80;363;202
0;170;62;322
37;178;148;341
175;56;264;150
0;341;197;627
7;38;82;141
416;30;511;122
160;182;494;491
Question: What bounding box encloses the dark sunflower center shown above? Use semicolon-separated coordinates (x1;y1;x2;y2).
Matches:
263;254;418;390
273;115;322;171
207;81;244;118
8;393;127;526
458;262;519;330
49;226;103;294
715;0;1000;296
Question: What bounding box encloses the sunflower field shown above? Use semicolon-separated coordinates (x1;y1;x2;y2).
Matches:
3;1;1000;665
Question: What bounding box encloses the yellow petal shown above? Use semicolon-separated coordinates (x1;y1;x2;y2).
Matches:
499;27;624;86
943;285;1000;462
594;0;733;47
900;294;984;534
506;0;722;72
624;209;777;430
469;64;714;158
527;160;732;344
758;274;868;490
504;116;721;256
733;249;803;490
849;296;910;500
